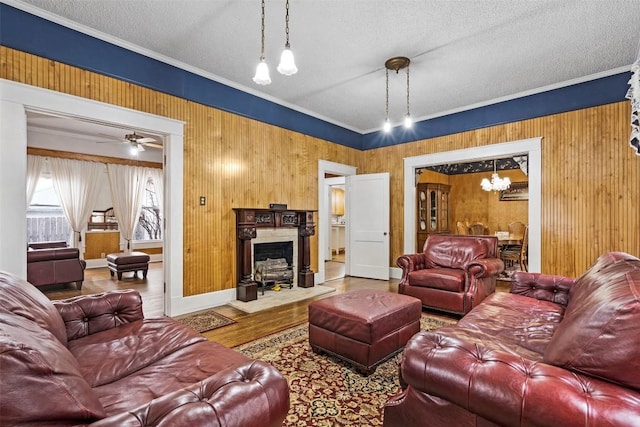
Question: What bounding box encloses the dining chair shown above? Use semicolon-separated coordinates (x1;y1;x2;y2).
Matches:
468;223;489;235
500;225;528;272
456;221;468;235
507;221;526;240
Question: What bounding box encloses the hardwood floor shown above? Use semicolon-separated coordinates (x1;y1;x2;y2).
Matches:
44;262;510;349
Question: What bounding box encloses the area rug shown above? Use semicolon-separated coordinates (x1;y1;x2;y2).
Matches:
173;309;235;333
235;314;456;426
228;284;336;314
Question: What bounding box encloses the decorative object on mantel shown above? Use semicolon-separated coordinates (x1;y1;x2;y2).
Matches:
252;0;271;85
481;159;511;192
383;56;412;132
277;0;298;76
499;181;528;201
626;48;639;155
269;203;288;210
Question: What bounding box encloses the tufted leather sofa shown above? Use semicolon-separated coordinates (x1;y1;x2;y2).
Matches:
0;271;289;426
397;234;504;315
27;242;86;289
384;252;640;426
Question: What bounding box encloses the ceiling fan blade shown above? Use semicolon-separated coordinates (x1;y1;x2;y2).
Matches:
142;142;163;149
137;144;145;152
136;137;156;144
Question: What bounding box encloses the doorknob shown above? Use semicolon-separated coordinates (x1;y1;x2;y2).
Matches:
384;232;388;236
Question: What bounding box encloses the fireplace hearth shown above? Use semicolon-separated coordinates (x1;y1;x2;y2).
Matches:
234;208;316;302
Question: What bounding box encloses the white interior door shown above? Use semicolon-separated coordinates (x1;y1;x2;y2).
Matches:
346;173;390;280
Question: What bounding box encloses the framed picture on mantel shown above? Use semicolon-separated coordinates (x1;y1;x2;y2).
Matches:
500;181;528;201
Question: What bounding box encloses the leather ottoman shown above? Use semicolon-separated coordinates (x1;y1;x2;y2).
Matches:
308;289;422;375
107;251;150;280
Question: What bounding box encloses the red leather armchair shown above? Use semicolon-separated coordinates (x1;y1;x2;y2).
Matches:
0;271;290;426
397;234;504;315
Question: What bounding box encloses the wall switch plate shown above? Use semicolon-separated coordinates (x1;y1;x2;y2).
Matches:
199;196;206;206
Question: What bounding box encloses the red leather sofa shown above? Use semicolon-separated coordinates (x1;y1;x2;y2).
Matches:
0;271;289;426
384;252;640;426
397;234;504;315
27;241;86;289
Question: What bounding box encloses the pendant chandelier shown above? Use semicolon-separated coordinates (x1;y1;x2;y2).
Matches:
383;56;412;132
277;0;298;76
481;160;511;192
252;0;271;85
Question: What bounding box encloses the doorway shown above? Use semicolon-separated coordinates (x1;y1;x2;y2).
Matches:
317;160;357;284
326;177;346;281
402;137;542;273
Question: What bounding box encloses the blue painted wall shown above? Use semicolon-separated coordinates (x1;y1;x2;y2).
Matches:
0;3;631;151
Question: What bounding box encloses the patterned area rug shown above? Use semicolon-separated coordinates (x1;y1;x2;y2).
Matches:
236;314;456;426
173;309;236;333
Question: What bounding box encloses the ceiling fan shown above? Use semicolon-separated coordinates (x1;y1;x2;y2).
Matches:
96;132;163;152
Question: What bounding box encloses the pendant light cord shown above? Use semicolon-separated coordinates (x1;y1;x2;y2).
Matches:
260;0;266;60
284;0;290;48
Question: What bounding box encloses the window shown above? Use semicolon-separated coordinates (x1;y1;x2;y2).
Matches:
27;176;71;243
134;177;162;240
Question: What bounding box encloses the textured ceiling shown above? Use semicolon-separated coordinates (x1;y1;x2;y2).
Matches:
11;0;640;134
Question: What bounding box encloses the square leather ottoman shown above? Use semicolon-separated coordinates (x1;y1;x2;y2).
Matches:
106;251;150;280
308;289;421;375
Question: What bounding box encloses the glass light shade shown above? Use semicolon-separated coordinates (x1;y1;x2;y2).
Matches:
277;48;298;75
253;60;271;85
404;114;413;128
383;118;392;133
130;146;139;156
481;173;511;191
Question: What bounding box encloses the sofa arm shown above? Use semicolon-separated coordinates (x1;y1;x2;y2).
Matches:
397;253;428;283
401;332;640;426
510;271;574;307
87;360;290;427
53;289;144;341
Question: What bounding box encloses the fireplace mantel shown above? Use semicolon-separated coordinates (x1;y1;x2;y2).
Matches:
234;208;316;300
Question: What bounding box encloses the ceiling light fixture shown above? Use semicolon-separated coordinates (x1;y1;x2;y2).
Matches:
481;160;511;192
382;56;411;133
252;0;271;85
277;0;297;76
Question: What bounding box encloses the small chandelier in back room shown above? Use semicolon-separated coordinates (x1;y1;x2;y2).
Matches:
383;56;412;132
481;159;511;192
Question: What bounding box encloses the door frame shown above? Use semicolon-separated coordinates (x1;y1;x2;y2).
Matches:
317;160;357;284
402;137;542;273
0;80;202;316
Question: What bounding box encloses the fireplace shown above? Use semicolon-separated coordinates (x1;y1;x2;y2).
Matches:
253;236;295;291
234;208;316;301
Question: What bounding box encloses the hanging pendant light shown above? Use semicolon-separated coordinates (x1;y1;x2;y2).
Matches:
404;61;412;128
277;0;298;76
383;68;391;132
481;160;511;192
382;56;411;132
253;0;271;85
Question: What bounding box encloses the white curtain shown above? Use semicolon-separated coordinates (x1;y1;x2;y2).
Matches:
26;154;45;205
107;164;147;251
147;167;164;236
48;157;103;249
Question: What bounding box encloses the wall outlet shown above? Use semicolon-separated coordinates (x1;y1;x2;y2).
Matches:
100;252;105;258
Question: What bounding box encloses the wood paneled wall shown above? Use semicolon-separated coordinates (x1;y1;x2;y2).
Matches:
3;46;639;283
1;47;362;296
360;103;640;277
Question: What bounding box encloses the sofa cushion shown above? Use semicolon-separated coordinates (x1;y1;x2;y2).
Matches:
408;267;465;292
68;317;207;387
544;258;640;391
0;313;106;424
0;271;68;345
424;236;489;270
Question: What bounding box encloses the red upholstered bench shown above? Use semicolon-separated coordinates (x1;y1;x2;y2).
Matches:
106;251;150;280
308;289;421;375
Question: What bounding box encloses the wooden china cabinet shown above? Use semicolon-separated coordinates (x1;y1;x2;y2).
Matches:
416;183;451;252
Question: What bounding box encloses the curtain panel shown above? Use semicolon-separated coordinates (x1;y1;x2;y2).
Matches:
107;163;147;251
26;154;45;205
48;157;103;250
